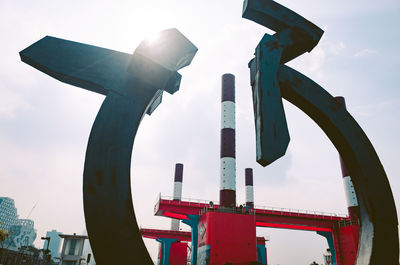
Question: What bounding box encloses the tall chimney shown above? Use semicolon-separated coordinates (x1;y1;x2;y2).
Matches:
335;97;360;220
245;168;254;208
220;74;236;208
171;163;183;230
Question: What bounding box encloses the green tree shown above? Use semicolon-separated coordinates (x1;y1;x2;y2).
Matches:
0;222;12;250
0;229;9;249
0;222;10;263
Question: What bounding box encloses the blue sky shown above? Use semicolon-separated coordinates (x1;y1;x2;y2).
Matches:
0;0;399;264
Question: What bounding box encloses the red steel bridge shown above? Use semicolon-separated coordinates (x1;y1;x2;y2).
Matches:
152;195;360;265
141;228;268;245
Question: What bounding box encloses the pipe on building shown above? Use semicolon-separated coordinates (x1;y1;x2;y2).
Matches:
219;74;236;208
245;168;254;208
335;96;360;221
171;163;184;230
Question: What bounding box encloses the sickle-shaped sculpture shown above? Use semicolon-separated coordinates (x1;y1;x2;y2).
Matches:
19;29;197;265
243;0;398;264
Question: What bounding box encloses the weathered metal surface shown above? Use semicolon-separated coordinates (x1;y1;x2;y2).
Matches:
244;0;398;263
242;0;323;63
248;33;290;166
245;0;324;166
278;65;398;264
20;28;197;265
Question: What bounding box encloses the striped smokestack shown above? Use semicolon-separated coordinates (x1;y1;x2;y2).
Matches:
171;163;183;230
220;73;236;208
335;96;360;220
245;168;254;208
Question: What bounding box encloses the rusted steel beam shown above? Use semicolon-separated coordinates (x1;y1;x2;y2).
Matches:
248;33;290;166
243;0;323;63
245;0;324;166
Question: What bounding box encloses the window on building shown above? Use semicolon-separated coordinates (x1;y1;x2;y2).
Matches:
68;239;78;255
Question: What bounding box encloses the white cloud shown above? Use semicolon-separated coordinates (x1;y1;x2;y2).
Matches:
329;41;346;55
354;48;377;57
309;46;326;73
0;85;31;120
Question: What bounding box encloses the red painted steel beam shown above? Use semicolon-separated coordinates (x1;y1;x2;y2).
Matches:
155;199;213;216
141;228;191;242
256;222;331;232
141;228;268;246
155;199;348;232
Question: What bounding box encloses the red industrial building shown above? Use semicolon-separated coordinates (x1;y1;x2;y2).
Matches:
141;75;360;265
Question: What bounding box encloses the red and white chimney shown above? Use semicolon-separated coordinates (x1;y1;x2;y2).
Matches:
335;96;360;220
171;163;183;230
245;168;254;208
220;74;236;208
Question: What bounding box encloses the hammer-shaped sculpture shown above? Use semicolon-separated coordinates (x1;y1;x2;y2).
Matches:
244;0;324;166
20;29;197;265
244;1;398;264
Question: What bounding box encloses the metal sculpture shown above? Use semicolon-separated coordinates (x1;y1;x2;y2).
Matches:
19;29;197;265
243;0;398;264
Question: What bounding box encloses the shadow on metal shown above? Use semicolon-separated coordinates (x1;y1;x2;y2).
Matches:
20;28;197;265
278;66;398;264
244;0;398;264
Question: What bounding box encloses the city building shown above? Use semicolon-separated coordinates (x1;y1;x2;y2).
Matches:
0;197;37;251
59;233;88;265
0;197;18;231
43;229;62;261
82;230;96;265
5;219;37;251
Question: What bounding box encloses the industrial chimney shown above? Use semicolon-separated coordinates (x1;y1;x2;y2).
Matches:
335;97;360;221
171;163;183;230
245;168;254;208
220;74;236;208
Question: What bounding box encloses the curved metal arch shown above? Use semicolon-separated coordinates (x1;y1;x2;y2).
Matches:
82;84;157;265
278;64;399;264
19;31;198;265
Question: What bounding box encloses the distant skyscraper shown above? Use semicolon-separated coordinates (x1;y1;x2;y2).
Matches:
5;219;37;250
43;229;62;261
0;197;37;250
0;197;18;231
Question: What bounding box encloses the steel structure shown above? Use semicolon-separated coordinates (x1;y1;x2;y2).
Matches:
20;29;197;265
243;0;398;264
18;0;398;263
141;228;268;265
154;196;361;265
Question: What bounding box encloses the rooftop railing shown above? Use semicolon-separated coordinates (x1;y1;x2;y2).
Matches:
156;194;348;219
253;204;348;218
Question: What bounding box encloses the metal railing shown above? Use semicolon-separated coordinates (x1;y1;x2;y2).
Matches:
338;219;360;227
140;227;191;233
253;204;348;218
199;206;256;216
157;194;219;205
156;194;348;219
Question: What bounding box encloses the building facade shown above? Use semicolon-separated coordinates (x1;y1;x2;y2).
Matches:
59;234;88;265
43;229;62;261
5;219;37;251
0;197;37;251
0;197;18;231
